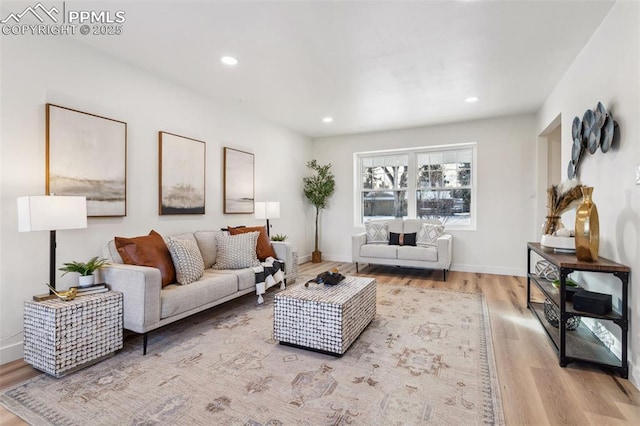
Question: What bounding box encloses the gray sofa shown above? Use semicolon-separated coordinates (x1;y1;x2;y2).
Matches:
102;230;294;354
352;218;452;280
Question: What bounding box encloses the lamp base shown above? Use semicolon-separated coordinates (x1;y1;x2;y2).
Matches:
311;251;322;263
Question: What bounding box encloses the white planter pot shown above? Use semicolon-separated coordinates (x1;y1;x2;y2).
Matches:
78;275;95;288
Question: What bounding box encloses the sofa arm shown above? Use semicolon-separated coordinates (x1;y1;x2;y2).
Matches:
102;264;162;334
437;234;453;269
352;233;367;262
271;241;293;276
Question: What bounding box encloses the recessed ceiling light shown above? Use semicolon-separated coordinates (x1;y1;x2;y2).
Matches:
322;116;334;123
220;56;238;66
465;96;479;103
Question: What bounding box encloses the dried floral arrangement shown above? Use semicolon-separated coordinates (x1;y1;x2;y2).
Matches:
543;179;584;235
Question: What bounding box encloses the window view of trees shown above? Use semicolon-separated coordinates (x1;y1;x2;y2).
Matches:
362;155;408;219
359;147;473;226
416;151;471;223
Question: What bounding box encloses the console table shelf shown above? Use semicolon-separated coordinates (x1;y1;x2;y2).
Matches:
526;242;629;378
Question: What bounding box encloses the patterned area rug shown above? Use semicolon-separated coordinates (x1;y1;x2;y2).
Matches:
1;283;504;425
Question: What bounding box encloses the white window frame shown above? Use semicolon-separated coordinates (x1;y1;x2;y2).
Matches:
354;143;477;230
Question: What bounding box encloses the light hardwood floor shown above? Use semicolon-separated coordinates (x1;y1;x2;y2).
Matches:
1;262;639;425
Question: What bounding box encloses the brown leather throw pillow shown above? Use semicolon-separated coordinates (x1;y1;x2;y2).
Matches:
114;230;176;287
227;226;277;261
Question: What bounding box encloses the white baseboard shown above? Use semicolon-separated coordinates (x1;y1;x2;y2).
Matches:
306;255;524;277
318;254;348;263
450;263;524;277
0;341;24;365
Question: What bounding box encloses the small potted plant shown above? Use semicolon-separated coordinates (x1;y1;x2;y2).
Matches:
59;256;109;287
271;233;288;242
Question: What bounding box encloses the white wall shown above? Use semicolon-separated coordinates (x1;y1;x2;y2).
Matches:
536;1;639;388
312;114;538;275
0;36;312;363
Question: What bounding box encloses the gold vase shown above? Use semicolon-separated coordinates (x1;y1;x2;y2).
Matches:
574;186;599;261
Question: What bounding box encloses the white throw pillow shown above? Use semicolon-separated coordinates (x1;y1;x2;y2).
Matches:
167;237;205;285
213;232;261;269
365;222;389;244
417;223;445;247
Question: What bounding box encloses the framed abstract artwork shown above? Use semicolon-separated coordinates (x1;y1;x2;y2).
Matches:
46;104;127;217
223;147;254;214
159;131;206;215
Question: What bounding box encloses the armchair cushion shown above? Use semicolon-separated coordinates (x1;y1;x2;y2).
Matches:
365;221;389;244
361;244;398;259
417;223;445;247
397;246;438;262
389;232;417;246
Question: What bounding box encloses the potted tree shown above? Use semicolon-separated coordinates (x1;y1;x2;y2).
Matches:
59;256;109;287
303;160;336;263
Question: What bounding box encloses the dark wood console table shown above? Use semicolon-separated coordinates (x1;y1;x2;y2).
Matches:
526;242;629;378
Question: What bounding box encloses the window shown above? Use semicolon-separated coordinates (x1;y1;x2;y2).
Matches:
361;154;408;220
356;143;476;228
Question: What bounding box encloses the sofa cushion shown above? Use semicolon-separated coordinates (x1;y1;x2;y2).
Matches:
386;218;405;234
210;268;256;291
388;232;417;246
228;226;276;261
213;232;261;269
104;240;124;264
365;222;389;244
194;230;224;268
361;244;398;259
417;223;445;247
397;246;438;262
167;236;205;285
115;230;176;287
160;270;237;318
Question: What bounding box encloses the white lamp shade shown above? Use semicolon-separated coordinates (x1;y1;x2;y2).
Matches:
17;195;88;232
254;201;280;219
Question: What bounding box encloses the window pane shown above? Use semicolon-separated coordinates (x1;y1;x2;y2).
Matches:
416;189;470;225
429;165;443;187
457;149;472;163
362;164;408;190
442;163;458;187
417;164;430;188
456;165;471;187
362;191;407;221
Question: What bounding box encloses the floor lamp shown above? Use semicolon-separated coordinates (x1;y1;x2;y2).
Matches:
255;201;280;237
17;195;88;292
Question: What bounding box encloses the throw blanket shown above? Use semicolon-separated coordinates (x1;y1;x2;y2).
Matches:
254;257;285;290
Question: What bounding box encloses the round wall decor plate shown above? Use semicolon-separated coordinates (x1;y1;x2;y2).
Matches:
572;116;581;140
588;124;600;154
567;160;575;179
612;120;620;147
572;137;582;164
594;102;607;128
601;115;614;152
581;124;591;148
583;109;595;129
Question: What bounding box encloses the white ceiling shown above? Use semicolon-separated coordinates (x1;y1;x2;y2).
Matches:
60;1;615;137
